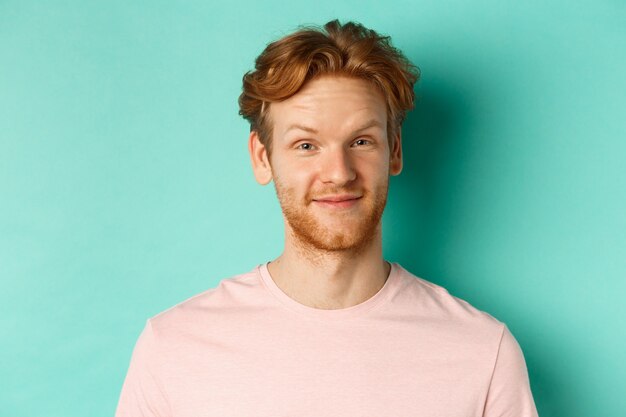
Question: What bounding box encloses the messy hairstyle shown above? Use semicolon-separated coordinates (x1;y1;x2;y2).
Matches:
238;19;420;157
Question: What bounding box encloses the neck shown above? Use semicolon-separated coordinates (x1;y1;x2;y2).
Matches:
266;224;391;310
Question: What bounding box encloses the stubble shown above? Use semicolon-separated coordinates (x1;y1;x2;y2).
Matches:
273;176;389;257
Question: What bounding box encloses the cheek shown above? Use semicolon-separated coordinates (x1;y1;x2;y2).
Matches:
361;156;390;180
273;169;311;198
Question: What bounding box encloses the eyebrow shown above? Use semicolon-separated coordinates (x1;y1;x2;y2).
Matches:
284;119;384;135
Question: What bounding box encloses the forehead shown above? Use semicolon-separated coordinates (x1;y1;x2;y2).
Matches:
269;75;387;136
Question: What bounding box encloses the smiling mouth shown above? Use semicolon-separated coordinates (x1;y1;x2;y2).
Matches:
313;196;362;208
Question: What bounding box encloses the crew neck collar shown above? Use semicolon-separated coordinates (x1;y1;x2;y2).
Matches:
257;261;401;320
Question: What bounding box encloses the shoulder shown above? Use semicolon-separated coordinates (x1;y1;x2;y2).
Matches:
393;263;505;339
146;266;262;338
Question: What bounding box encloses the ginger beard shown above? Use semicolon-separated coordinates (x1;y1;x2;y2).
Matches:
272;172;389;255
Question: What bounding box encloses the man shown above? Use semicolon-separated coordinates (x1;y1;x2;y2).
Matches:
116;19;539;417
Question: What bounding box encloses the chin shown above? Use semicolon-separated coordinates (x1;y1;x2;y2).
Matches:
292;223;376;252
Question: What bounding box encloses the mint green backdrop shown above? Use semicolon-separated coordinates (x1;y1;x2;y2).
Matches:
1;1;624;416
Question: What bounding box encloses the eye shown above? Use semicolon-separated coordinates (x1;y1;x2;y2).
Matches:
296;142;316;151
352;138;372;147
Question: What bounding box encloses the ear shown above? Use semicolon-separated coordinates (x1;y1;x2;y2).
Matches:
389;128;403;176
248;130;273;185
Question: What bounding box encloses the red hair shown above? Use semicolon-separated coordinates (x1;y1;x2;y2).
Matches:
238;19;420;155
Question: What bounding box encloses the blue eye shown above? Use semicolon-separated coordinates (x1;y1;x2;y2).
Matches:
353;139;371;146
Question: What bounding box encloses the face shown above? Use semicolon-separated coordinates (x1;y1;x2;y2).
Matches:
249;75;402;254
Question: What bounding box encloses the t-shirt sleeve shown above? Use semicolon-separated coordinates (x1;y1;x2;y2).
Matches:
483;324;539;417
115;320;172;417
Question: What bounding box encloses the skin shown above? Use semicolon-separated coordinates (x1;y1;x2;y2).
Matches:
248;75;403;310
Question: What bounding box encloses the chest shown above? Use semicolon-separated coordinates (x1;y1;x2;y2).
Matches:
163;320;494;417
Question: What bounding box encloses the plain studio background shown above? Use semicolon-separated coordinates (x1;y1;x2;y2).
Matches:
1;1;624;416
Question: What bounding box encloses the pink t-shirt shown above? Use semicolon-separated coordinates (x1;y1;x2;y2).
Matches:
116;262;538;417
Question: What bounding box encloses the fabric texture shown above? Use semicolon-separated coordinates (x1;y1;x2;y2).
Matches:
116;262;538;417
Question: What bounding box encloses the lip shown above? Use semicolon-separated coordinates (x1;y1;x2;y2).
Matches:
313;195;362;209
313;195;362;202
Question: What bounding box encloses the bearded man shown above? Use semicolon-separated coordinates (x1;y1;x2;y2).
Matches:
116;19;539;417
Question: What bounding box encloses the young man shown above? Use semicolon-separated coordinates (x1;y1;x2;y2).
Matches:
116;20;539;417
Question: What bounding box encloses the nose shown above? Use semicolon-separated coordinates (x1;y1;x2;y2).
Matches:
318;146;357;185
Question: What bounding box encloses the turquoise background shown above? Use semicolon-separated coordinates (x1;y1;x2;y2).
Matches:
1;1;624;416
